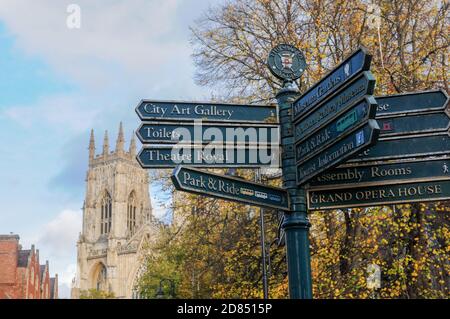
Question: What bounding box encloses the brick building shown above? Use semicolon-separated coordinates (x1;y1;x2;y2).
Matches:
0;234;58;299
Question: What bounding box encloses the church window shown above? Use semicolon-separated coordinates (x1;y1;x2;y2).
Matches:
101;191;112;235
127;192;137;236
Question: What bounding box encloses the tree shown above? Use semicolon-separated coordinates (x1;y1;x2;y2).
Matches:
79;289;115;299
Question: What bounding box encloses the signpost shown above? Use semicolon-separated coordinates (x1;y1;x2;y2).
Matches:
171;166;290;210
296;120;380;185
294;73;376;141
376;90;448;117
292;49;379;187
137;145;279;168
349;131;450;162
292;47;372;121
136;121;279;145
309;157;450;189
307;179;450;210
378;111;450;137
295;97;377;163
133;41;449;300
306;88;450;211
136;100;277;123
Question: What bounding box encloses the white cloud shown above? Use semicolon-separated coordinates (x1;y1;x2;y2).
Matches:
37;209;81;258
0;0;202;95
4;94;99;133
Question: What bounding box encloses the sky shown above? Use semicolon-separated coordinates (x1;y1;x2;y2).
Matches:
0;0;216;298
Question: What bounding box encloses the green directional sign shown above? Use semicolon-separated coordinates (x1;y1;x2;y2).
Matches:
307;179;450;210
171;166;290;210
137;122;279;145
135;100;278;123
137;145;279;168
295;97;377;164
294;72;376;141
293;47;372;121
349;131;450;163
296;120;380;186
308;157;450;189
376;89;448;116
377;111;450;137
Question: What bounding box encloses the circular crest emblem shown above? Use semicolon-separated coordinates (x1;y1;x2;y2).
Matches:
267;44;306;81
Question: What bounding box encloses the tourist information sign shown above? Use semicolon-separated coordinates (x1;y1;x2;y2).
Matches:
137;145;279;168
307;179;450;210
376;89;448;117
136;100;278;123
171;166;290;210
136;121;279;145
308;157;450;189
296;120;380;185
292;47;372;121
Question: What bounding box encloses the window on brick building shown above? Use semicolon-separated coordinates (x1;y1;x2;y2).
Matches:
100;191;112;235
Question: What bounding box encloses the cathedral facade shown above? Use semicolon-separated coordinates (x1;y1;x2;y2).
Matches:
71;123;156;299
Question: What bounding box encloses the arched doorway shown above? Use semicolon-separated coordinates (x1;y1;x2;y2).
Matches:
90;262;108;291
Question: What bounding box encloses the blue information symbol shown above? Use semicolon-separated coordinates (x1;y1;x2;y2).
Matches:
356;130;365;146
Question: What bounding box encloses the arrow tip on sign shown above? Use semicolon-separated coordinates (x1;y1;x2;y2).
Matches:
171;165;182;190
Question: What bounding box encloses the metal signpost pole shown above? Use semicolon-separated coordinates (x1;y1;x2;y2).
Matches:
256;169;269;299
267;44;312;299
276;82;313;299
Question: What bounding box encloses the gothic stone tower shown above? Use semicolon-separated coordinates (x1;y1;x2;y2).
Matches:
72;123;156;299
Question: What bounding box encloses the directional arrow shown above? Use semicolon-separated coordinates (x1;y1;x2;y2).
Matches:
137;145;280;168
171;166;290;210
308;157;450;189
295;97;377;164
307;179;450;210
349;131;450;163
377;111;450;137
293;47;372;121
294;72;376;141
137;121;279;145
135;100;278;123
296;120;380;186
376;89;449;117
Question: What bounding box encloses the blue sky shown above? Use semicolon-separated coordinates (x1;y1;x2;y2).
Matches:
0;0;215;298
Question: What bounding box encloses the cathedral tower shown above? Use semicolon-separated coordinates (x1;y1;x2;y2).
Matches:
72;123;156;299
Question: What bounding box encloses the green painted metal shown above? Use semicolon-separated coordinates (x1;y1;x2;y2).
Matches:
276;83;313;299
350;131;450;163
309;157;450;189
308;179;450;210
135;100;278;123
296;120;380;186
293;47;372;121
137;145;279;168
295;97;377;164
137;121;279;145
377;111;450;137
267;44;306;81
171;166;289;210
294;72;376;141
376;89;448;117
